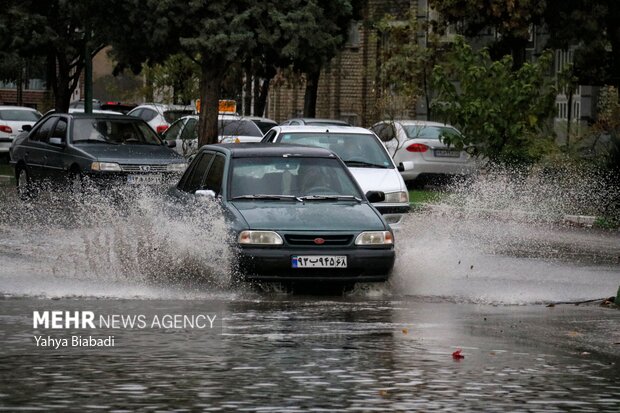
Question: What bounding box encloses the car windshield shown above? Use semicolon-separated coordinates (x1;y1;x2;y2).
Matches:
219;119;262;137
163;110;195;124
230;157;362;199
72;118;163;145
403;125;461;141
278;132;393;168
0;109;41;122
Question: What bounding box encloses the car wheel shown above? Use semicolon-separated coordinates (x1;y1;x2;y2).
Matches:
68;170;84;194
16;166;37;200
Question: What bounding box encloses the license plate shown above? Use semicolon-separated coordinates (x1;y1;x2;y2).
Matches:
434;149;461;158
127;174;163;185
292;255;347;268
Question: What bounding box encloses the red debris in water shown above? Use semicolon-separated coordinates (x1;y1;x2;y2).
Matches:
452;349;465;360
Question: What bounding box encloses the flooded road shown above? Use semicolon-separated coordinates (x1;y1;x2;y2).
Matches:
0;178;619;411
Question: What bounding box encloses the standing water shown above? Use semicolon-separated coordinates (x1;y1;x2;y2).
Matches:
0;168;618;411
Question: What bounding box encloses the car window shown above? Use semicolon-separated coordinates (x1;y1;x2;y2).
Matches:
252;120;277;135
183;152;214;193
128;108;142;118
372;123;395;142
203;155;225;195
403;125;461;141
279;132;393;168
50;118;67;141
229;157;361;199
181;118;198;140
163;110;195;124
0;109;41;122
262;130;277;143
163;119;185;141
30;117;57;142
219;119;262;137
140;109;157;122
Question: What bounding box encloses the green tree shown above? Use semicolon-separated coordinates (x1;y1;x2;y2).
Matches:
431;37;557;164
544;0;620;95
430;0;545;68
2;0;110;111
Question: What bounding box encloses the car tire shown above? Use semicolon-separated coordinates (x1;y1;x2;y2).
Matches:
16;165;37;201
68;170;84;194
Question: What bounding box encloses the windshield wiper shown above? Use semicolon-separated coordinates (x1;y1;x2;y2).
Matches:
343;160;388;168
231;194;303;202
299;195;362;202
74;139;118;145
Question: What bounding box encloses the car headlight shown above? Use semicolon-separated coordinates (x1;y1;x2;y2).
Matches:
355;231;393;245
383;191;409;203
91;162;121;172
167;162;187;172
238;230;283;245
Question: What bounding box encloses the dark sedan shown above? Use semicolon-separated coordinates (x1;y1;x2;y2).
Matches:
10;113;187;199
169;144;395;284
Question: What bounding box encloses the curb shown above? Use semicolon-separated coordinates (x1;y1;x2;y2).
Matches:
410;202;598;228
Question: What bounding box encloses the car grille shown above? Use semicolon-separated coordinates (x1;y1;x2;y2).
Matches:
120;164;168;173
284;234;353;246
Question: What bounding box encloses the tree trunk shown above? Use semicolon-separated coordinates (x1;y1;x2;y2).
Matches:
254;77;272;118
243;60;252;116
54;57;72;112
198;66;224;147
303;68;321;118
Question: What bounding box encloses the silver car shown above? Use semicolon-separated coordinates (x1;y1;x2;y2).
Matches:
371;120;478;185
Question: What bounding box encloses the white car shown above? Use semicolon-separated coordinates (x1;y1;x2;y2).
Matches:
163;115;266;157
0;106;42;153
127;103;195;135
261;125;411;226
371;120;478;185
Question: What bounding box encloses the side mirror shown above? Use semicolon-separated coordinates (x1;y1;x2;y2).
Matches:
22;125;32;132
398;161;414;172
365;190;385;203
48;137;65;147
166;140;176;148
195;189;217;199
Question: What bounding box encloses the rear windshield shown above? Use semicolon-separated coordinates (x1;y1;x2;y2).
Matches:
219;119;262;137
279;132;393;168
403;125;461;140
72;118;162;145
0;109;41;122
163;110;195;124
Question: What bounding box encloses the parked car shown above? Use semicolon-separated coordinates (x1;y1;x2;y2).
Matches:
169;144;395;283
246;116;278;134
261;126;411;226
10;113;186;199
163;115;265;157
127;103;195;134
371;120;478;185
280;118;351;127
0;106;42;153
69;99;102;110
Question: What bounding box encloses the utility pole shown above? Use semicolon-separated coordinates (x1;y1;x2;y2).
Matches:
84;25;93;114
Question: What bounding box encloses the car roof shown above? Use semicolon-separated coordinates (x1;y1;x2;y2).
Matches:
0;105;40;112
202;143;338;158
276;125;374;135
284;118;350;125
65;113;137;120
388;120;457;128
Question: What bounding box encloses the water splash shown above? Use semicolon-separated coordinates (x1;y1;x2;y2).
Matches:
0;184;236;298
391;164;620;305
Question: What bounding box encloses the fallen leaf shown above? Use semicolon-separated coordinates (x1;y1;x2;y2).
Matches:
452;349;465;360
379;390;389;398
402;328;409;335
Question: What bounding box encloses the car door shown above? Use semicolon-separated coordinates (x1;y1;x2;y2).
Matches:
44;116;69;180
21;116;57;179
178;151;214;193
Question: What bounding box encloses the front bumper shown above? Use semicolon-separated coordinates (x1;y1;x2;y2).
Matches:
237;246;395;282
